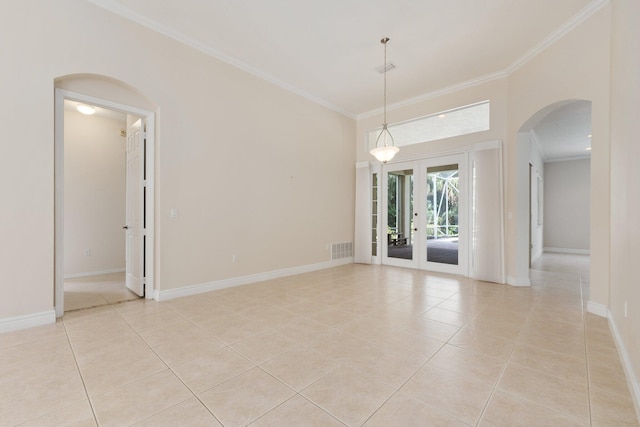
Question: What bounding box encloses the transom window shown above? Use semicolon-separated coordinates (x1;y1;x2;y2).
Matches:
367;100;490;149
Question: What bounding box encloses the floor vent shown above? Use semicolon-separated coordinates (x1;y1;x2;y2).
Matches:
331;242;353;260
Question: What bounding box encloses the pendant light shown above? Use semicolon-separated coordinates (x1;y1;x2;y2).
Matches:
370;37;399;163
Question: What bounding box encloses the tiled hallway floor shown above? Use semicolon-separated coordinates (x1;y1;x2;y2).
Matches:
1;254;638;426
64;272;140;312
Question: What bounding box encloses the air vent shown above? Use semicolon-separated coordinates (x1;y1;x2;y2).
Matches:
331;242;353;260
375;62;397;74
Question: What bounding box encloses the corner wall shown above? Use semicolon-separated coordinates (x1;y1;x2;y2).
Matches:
609;0;640;413
506;5;610;300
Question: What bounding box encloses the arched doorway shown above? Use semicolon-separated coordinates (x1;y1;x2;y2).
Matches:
514;100;592;286
54;74;156;317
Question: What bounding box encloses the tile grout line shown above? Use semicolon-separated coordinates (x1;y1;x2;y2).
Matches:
112;303;227;426
61;320;100;427
580;270;594;427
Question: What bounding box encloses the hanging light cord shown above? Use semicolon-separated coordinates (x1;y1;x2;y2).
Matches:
382;37;388;126
375;37;394;148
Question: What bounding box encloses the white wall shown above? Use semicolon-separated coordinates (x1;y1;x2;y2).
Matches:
609;0;640;411
543;159;591;252
64;109;126;276
0;0;355;322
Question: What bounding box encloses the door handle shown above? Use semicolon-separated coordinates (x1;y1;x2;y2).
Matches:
413;228;418;231
123;226;129;230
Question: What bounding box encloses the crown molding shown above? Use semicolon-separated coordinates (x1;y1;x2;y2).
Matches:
505;0;610;75
86;0;356;119
544;154;591;163
87;0;608;121
358;0;609;119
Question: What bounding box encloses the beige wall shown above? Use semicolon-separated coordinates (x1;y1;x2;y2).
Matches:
357;6;611;291
506;5;610;296
609;0;640;404
543;159;591;251
64;109;126;276
0;0;355;320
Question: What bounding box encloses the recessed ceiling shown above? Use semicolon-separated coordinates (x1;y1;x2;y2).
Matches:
87;0;602;117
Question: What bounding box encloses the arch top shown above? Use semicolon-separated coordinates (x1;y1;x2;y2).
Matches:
517;99;590;133
55;73;155;112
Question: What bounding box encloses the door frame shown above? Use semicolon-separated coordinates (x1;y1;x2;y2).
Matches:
381;161;417;269
380;153;469;276
421;153;469;276
54;88;156;317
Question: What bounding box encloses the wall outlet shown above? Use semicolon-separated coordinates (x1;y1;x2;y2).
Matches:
232;255;238;263
84;248;91;257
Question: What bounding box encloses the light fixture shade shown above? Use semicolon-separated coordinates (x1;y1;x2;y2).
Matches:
77;104;96;115
370;145;399;163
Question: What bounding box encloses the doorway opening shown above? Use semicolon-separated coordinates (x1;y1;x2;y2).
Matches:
54;88;155;317
515;99;592;287
381;154;468;276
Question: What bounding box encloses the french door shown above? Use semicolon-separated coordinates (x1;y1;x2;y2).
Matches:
381;154;468;275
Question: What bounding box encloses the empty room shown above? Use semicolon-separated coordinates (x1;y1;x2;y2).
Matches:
1;0;638;425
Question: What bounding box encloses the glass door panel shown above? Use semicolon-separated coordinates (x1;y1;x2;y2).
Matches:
421;154;467;276
382;163;415;267
426;164;459;265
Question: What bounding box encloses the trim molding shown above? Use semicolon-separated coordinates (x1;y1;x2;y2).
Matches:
64;268;125;279
544;247;590;255
504;0;610;75
589;305;640;421
0;310;56;334
506;276;531;287
155;258;353;301
587;300;609;318
86;0;355;119
544;155;591;163
87;0;608;121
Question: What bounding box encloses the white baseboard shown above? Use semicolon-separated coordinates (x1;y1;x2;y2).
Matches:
155;257;353;301
64;268;125;279
543;247;590;255
506;276;531;287
607;311;640;422
0;310;56;334
587;300;609;318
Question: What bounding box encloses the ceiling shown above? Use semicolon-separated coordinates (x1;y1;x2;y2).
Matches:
532;100;592;161
85;0;598;159
65;100;127;121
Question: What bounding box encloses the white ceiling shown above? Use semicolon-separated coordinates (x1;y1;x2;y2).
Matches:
85;0;598;159
65;100;127;121
88;0;601;117
532;100;592;161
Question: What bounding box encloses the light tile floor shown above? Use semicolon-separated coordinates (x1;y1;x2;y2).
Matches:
1;254;638;426
64;272;140;311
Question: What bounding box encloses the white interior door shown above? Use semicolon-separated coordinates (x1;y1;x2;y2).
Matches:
125;119;144;296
